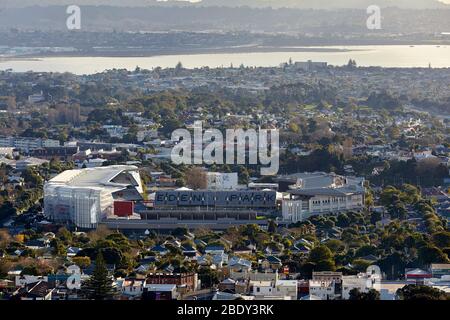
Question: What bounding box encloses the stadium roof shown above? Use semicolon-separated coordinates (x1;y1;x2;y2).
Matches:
277;172;365;190
288;187;364;197
47;165;139;190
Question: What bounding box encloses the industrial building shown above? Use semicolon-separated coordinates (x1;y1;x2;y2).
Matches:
44;165;143;229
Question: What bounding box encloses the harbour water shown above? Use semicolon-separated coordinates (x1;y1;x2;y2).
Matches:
0;45;449;74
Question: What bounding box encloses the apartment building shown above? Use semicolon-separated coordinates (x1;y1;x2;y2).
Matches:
0;136;60;152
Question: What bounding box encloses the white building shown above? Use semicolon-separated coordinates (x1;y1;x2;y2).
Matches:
117;279;145;299
230;270;279;282
273;280;298;300
424;275;450;294
0;147;14;157
250;280;276;298
281;172;365;223
308;280;338;300
294;60;328;71
0;136;59;152
207;172;238;190
44;165;143;229
16;157;49;171
43;139;61;148
137;129;158;142
28;91;45;104
248;182;279;191
250;280;297;300
143;284;178;300
102;125;128;139
77;158;108;168
341;273;381;300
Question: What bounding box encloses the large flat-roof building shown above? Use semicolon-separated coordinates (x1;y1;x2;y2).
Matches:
44;165;143;229
280;172;365;223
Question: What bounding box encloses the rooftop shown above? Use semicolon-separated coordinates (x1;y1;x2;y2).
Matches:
46;165;141;191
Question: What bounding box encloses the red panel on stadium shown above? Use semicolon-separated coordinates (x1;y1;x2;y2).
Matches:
114;201;134;217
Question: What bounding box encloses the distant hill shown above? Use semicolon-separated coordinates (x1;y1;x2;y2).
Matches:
0;0;448;9
202;0;449;10
1;5;449;34
198;0;448;9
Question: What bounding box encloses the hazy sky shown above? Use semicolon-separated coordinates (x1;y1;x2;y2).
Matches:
182;0;450;2
181;0;450;4
2;0;450;7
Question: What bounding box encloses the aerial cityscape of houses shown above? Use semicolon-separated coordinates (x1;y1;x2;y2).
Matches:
0;59;449;301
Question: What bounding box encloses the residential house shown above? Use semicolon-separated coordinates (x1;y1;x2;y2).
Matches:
431;264;450;279
405;268;432;283
66;247;81;258
205;245;225;255
24;239;49;250
212;253;228;268
145;272;198;292
181;245;199;258
228;257;252;273
218;278;236;292
213;291;254;300
150;244;169;256
230;270;279;282
118;278;145;299
261;256;282;271
142;284;178;300
13;281;54;300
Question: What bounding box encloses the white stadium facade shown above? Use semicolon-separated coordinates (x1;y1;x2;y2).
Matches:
44;165;143;229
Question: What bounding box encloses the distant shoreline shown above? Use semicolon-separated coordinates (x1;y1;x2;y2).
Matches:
1;44;449;74
1;42;450;61
1;46;358;61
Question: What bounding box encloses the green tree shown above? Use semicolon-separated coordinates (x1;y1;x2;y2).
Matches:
22;168;43;187
432;231;450;248
268;220;277;234
336;213;351;228
50;238;66;256
81;252;115;300
198;267;220;289
418;245;449;265
72;256;91;269
308;245;336;271
172;227;189;238
349;288;380;300
370;210;383;225
0;201;16;220
397;284;449;300
324;239;346;254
